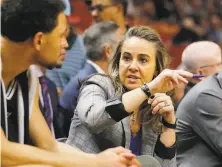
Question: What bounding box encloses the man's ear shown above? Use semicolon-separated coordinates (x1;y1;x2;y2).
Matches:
33;32;44;51
196;68;203;75
104;44;112;59
196;68;205;81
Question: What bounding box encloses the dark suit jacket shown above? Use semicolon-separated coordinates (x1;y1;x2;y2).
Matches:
39;77;65;138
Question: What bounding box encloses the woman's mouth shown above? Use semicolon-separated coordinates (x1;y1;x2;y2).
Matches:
127;75;140;83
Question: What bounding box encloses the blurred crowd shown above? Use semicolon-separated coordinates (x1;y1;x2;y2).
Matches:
70;0;222;46
66;0;222;70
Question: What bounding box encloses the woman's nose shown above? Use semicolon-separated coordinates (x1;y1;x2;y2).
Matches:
129;60;139;72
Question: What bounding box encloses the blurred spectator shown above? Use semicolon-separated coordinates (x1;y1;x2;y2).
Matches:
152;0;180;23
85;0;127;35
185;0;204;18
172;17;201;44
176;70;222;167
207;13;222;45
60;21;120;136
207;0;222;16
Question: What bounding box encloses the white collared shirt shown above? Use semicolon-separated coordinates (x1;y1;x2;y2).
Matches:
87;60;105;74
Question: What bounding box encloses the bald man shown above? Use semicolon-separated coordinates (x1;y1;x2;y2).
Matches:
182;41;221;79
175;41;222;102
176;41;222;167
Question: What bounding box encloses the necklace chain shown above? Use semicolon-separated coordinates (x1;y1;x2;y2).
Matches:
131;112;136;124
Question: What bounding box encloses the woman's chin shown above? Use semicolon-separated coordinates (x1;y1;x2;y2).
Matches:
125;84;140;91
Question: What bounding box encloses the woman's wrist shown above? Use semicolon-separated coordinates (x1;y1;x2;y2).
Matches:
163;113;176;125
145;82;157;95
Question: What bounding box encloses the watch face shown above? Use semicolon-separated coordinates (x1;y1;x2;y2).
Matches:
141;84;151;97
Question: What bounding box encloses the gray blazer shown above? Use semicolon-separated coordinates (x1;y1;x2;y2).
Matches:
66;74;176;167
176;72;222;167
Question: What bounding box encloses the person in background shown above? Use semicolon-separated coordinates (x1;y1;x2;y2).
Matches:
46;0;86;96
207;13;222;45
174;41;222;105
176;70;222;167
172;16;201;44
60;21;121;136
66;26;193;167
0;0;140;166
85;0;127;35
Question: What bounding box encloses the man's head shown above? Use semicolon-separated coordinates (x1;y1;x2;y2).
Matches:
83;21;120;62
85;0;126;35
1;0;68;69
182;41;222;78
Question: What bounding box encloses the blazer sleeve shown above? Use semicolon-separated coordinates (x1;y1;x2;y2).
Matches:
193;91;222;157
76;75;129;134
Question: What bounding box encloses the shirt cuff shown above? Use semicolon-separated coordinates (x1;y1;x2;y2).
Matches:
105;94;129;122
154;135;176;159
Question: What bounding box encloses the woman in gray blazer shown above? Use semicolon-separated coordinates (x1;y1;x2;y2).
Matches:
66;26;193;167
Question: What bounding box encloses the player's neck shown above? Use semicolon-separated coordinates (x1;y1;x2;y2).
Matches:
1;37;34;88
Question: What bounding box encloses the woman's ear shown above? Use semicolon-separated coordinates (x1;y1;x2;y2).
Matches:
33;32;44;51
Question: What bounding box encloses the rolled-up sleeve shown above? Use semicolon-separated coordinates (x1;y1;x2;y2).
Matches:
76;83;129;134
106;95;130;122
154;135;176;159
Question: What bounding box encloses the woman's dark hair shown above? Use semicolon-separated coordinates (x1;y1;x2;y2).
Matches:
1;0;66;42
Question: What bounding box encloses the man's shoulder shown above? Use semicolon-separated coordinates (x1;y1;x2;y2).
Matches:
184;73;221;100
193;73;221;97
65;62;97;87
177;73;222;118
78;62;97;76
81;74;114;91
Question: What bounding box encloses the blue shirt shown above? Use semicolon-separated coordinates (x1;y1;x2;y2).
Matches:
130;128;142;156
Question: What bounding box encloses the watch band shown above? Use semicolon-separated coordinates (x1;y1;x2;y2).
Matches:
140;83;151;98
161;117;177;129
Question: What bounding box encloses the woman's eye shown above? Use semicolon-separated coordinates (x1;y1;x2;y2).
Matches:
140;57;148;63
123;56;131;61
